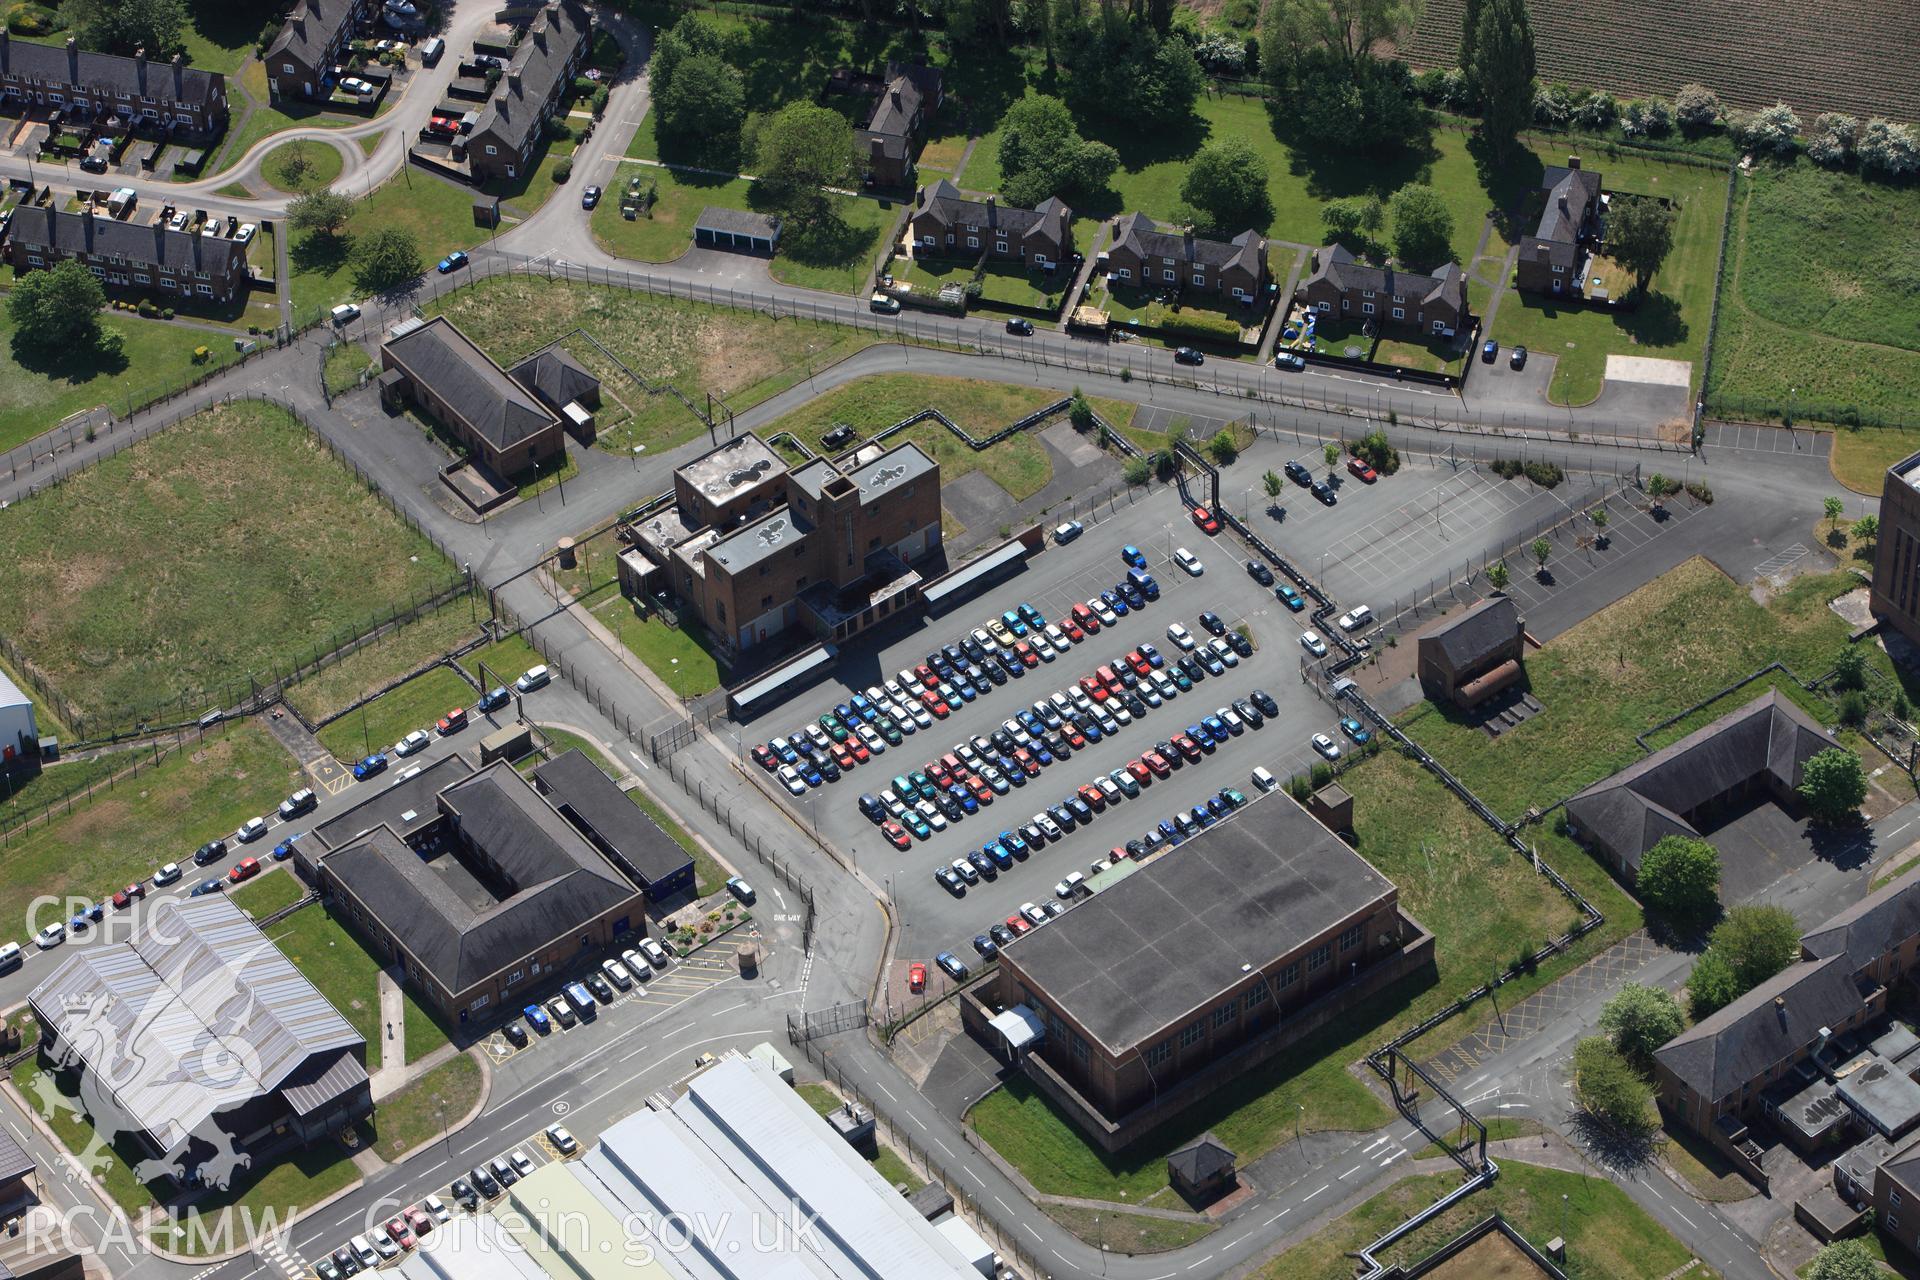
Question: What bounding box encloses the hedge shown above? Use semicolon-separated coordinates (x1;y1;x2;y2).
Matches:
1145;305;1243;344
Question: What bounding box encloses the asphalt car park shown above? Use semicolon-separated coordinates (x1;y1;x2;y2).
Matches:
743;486;1370;964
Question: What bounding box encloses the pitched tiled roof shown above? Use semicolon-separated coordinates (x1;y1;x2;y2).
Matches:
1536;164;1602;244
383;316;557;452
1803;864;1920;974
914;179;1069;246
469;1;591;157
1168;1133;1236;1182
865;61;940;139
265;0;361;74
1654;954;1867;1105
0;32;222;107
509;346;599;411
1418;595;1523;670
1114;212;1264;276
1882;1134;1920;1202
1565;688;1831;870
8;205;247;275
1303;243;1466;312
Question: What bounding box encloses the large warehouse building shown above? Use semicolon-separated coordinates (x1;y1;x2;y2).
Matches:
299;751;654;1025
28;896;370;1186
0;669;36;766
965;794;1434;1150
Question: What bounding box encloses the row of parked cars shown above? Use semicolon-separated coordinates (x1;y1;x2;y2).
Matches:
500;937;673;1047
752;575;1160;798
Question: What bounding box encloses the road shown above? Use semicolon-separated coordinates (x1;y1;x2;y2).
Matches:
0;3;1881;1277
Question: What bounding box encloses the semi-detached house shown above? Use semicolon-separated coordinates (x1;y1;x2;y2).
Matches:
265;0;375;104
462;1;591;184
1104;212;1267;301
0;32;226;140
909;179;1073;269
7;205;251;303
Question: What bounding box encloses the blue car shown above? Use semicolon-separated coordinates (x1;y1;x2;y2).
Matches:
1032;742;1054;766
1341;716;1373;745
1120;584;1145;610
973;933;999;959
1122;545;1146;569
437;250;469;273
1192;804;1215;829
1018;603;1043;627
190;878;225;897
1202;715;1229;740
478;685;511;712
1158;818;1182;846
271;836;300;862
850;694;875;720
1081;719;1104;743
1206;795;1231;819
950;784;978;814
1001;829;1028;857
524;1004;552;1034
353;753;387;780
954;681;978;703
985;842;1013;869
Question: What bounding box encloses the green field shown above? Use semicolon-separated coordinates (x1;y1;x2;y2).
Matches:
1489;150;1727;404
0;309;245;455
228;868;307;918
316;664;476;762
1708;160;1920;429
594;164;894;296
1831;425;1920;494
425;276;883;454
261;138;344;193
1398;557;1867;819
1252;1160;1696;1279
257;898;453;1068
286;600;484;724
586;590;723;697
288;170;495;315
0;723;296;947
180;0;269;75
0;401;456;724
468;634;547;690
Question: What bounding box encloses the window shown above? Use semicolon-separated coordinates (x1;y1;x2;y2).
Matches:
1146;1039;1172;1067
1212;1002;1237;1029
1308;944;1330;973
966;223;978;233
485;144;497;155
967;236;978;249
921;234;935;246
1362;289;1375;299
134;273;150;284
1896;1189;1906;1208
1891;1214;1903;1231
1162;269;1175;283
1278;963;1298;989
284;63;296;74
1072;1035;1088;1062
1246;984;1268;1009
1433;320;1446;333
1392;294;1405;303
1231;286;1246;299
1162;256;1174;266
1392;307;1405;320
1191;272;1204;286
1314;301;1329;313
1114;268;1131;280
1341;298;1350;311
1361;302;1374;315
945;233;954;245
1179;1019;1204;1048
25;254;42;266
1339;924;1363;952
1552;264;1565;273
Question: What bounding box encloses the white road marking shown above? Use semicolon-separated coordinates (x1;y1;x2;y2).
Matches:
1304;1184;1328;1201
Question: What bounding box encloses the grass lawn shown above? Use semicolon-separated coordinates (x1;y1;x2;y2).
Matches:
287;600;484;723
425;276;883;455
257;901;386;1052
1830;427;1920;494
757;373;1068;501
228;868;307;918
1397;557;1868;821
1413;1115;1543;1158
374;1053;483;1162
210;62;356;177
0;723;297;947
288;170;494;315
1663;1123;1759;1202
0;401;455;724
483;135;580;220
12;1056;168;1219
1044;1205;1215;1255
1490;150;1727;405
587;590;722;697
467;635;546;690
260;138;344;194
180;0;262;75
891;254;1072;314
316;665;476;762
1252;1159;1695;1279
322;339;376;395
0;309;245;455
1708;160;1920;430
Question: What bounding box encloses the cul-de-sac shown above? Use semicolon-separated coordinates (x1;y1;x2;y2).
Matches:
0;0;1917;1277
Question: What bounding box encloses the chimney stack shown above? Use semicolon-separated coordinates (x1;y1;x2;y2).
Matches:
1568;155;1581;170
1774;995;1788;1026
507;69;522;94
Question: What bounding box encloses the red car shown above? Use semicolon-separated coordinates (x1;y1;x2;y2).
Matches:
437;706;468;734
1191;505;1221;534
908;962;927;993
925;696;951;719
1014;641;1039;667
1347;456;1378;483
1006;914;1032;935
751;744;777;771
1128;759;1151;783
966;774;993;803
1012;749;1039;777
1063;620;1085;643
1077;784;1106;812
405;1206;433;1237
1063;726;1087;749
848;739;872;763
1172;735;1202;762
1071;603;1099;634
928;760;952;786
1079;675;1107;702
386;1217;415;1250
882;821;911;851
227;857;261;884
914;663;936;685
831;742;857;769
1125;650;1151;676
1142;751;1171;777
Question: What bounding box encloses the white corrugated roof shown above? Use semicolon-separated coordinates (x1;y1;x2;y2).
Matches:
398;1212;548;1280
0;669;28;712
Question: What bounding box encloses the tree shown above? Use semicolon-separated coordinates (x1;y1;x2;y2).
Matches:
1063;17;1202;128
1069;389;1096;431
59;0;183;56
1807;112;1858;168
1731;103;1802;158
1708;905;1801;990
1686;948;1741;1019
1208;429;1239;465
1389;184;1453;269
1530;536;1551;570
1806;1239;1881;1280
1124;457;1151;486
1321;195;1385;249
1799;747;1867;824
1833;643;1868;691
289;189;354;240
1463;0;1534;159
1263;470;1284;497
1456;0;1483;97
1606;195;1677;294
1280;48;1425;154
1599;983;1683;1068
754;103;853;226
1824;495;1845;531
653;50;744;161
1571;1037;1654;1133
1177;136;1273;235
7;259;106;351
351;226;421;293
1262;0;1417;72
1590;504;1610;538
1485;560;1510;590
1323;442;1340;467
1637;835;1721;918
1854;513;1880;549
280;147;316;191
1673;83;1722;132
996;94;1120;208
1856;119;1920;178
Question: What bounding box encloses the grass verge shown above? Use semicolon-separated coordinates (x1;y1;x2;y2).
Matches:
587;590;723;697
1413;1116;1542;1158
374;1053;483;1162
316;665;476;763
261;138;344;194
1661;1124;1760;1203
285;599;483;724
1043;1204;1215;1255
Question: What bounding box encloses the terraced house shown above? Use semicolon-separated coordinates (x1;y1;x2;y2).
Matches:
1296;244;1470;336
266;0;375;103
0;32;226;140
910;180;1073;269
6;205;251;303
462;1;591;184
1104;213;1267;302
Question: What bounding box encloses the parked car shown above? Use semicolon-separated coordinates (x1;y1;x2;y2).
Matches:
193;838;228;866
478;686;510;713
1190;505;1220;534
227;857;261;884
437;707;468;734
1510;345;1528;370
189;879;224;897
1053;519;1083;544
340;76;376;96
581;185;601;209
330;303;360;325
1311;479;1337;505
1347;455;1378;483
546;1125;578;1155
1284;459;1312;486
1173;346;1205;366
908;962;926;993
353;753;387;780
1340;716;1372;745
1299;630;1327;657
1338;604;1373;631
1173;547;1204;576
1275;351;1306;371
235;816;268;843
1006;318;1035;336
515;665;551;693
1311;732;1342;760
1481;338;1499;363
935;951;970;981
437;250;469;273
725;876;755;903
153;862;182;886
395;729;430;756
1246;558;1275;586
279;788;317;819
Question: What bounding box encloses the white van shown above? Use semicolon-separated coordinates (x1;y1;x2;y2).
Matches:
420;35;445;64
348;1236;380;1269
0;942;21;972
1252;766;1278;793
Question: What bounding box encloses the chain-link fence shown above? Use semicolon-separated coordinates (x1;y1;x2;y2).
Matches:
0;721;229;848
